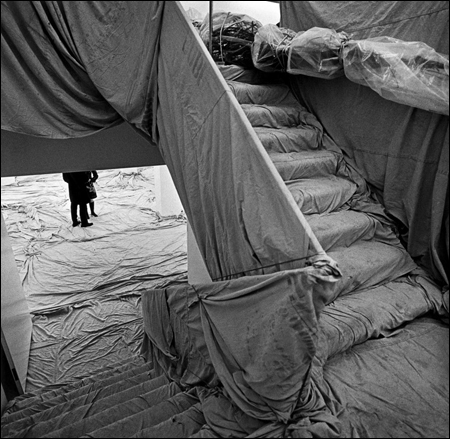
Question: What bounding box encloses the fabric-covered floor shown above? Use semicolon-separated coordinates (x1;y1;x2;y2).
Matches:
1;167;188;391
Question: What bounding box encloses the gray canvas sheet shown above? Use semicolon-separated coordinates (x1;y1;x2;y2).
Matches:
281;1;449;286
1;169;187;392
140;270;447;438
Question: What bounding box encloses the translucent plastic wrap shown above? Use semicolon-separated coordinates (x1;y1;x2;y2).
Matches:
200;12;262;67
343;37;449;115
252;25;348;79
287;27;349;78
252;24;297;72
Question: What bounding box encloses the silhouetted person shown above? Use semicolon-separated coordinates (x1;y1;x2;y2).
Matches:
62;172;93;227
87;171;99;218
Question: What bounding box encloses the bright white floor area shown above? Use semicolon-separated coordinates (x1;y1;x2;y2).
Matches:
1;167;188;391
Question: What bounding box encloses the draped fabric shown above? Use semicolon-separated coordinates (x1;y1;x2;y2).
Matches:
140;270;446;438
1;3;448;437
1;1;317;281
154;2;318;281
280;1;449;287
142;266;344;438
1;1;163;140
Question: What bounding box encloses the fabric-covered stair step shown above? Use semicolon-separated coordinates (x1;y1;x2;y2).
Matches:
255;126;323;153
2;359;153;424
326;240;417;302
241;104;311;128
2;355;148;417
316;275;444;366
41;377;174;439
306;210;399;251
81;390;199;438
321;317;449;439
227;80;298;106
286;176;357;215
1;370;163;438
2;361;154;422
270;150;341;181
131;403;206;438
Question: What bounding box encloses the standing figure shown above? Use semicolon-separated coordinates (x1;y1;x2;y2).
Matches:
87;171;99;218
62;172;93;227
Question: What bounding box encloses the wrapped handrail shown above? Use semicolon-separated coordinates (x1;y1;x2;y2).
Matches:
252;25;449;115
200;11;262;67
252;25;349;79
342;36;449;115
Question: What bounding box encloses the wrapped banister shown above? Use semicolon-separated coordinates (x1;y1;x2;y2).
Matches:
157;2;337;281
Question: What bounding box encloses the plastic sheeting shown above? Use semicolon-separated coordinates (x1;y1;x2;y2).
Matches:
281;1;449;287
142;266;342;436
1;168;188;390
251;24;448;114
252;24;349;79
199;12;261;67
251;24;297;72
287;27;348;78
343;36;449;116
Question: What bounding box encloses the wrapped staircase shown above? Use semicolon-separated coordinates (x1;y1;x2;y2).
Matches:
227;78;416;301
1;356;207;438
1;75;444;438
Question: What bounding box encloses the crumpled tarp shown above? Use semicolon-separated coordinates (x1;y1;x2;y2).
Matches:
142;265;343;437
155;2;332;281
1;1;163;141
1;0;327;283
287;27;349;78
1;169;187;313
141;269;447;438
195;268;337;428
281;1;449;287
199;11;262;68
1;168;188;390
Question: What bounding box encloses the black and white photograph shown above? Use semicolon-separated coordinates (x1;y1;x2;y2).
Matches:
1;1;448;437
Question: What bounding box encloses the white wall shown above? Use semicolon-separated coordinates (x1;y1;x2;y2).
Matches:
1;213;32;397
187;221;212;284
154;165;184;216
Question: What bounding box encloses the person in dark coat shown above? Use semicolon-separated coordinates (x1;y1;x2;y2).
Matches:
87;171;99;218
62;172;93;227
